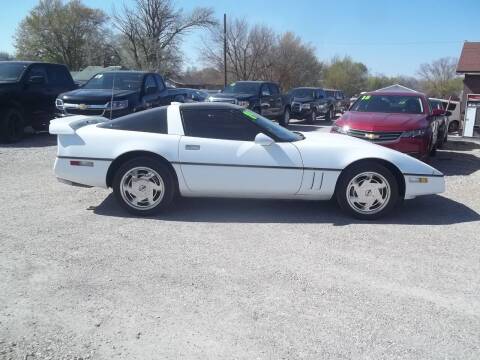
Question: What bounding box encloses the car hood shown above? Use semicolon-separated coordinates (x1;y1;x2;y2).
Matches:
293;131;442;176
59;88;139;102
211;92;255;100
336;111;428;131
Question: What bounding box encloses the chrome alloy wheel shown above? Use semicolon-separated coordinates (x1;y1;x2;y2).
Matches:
120;167;165;210
346;172;391;215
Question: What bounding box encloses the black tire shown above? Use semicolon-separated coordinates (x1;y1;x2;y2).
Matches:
0;108;25;143
280;107;290;127
448;120;459;133
112;157;176;216
336;161;400;220
306;109;316;124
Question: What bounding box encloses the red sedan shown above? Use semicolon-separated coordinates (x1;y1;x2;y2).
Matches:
331;91;445;160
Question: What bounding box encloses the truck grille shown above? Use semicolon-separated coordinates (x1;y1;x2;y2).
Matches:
291;102;301;112
66;109;105;116
347;128;402;142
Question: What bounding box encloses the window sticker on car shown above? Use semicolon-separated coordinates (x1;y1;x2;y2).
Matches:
243;109;258;120
364;95;371;100
94;74;103;79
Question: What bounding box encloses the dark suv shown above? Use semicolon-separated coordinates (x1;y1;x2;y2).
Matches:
56;71;187;119
207;81;287;123
287;87;335;123
0;61;76;142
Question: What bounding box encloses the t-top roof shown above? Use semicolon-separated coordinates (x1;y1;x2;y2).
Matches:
457;42;480;73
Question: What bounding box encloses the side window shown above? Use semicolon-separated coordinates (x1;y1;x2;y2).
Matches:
260;84;271;96
47;65;72;86
26;65;48;84
144;75;158;93
155;74;166;92
269;84;279;95
97;107;168;134
182;109;260;141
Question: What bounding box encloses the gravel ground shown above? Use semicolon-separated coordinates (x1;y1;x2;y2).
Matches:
1;122;479;360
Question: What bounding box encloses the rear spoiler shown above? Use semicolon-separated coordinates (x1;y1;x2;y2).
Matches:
49;115;106;135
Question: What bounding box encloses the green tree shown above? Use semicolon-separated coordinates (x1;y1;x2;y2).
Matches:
14;0;111;70
324;56;368;97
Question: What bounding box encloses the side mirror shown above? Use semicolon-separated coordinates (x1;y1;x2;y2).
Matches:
28;75;46;85
431;108;445;116
145;86;158;95
261;90;270;97
255;133;274;146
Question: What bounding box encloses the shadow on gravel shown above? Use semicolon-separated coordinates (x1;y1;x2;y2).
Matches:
0;132;56;148
94;193;479;226
429;147;480;177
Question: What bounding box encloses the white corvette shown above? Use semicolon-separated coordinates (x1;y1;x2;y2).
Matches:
49;103;445;219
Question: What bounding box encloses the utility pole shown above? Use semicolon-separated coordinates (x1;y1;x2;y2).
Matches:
223;13;227;88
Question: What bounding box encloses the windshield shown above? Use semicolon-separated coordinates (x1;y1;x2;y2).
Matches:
351;94;424;114
291;88;315;98
0;63;27;82
83;72;143;91
223;82;260;95
241;109;303;142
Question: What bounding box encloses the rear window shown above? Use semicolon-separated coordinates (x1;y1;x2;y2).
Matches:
351;95;424;114
97;107;168;134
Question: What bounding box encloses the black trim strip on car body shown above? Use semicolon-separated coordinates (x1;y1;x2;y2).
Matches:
57;156;114;162
171;161;341;172
403;173;444;178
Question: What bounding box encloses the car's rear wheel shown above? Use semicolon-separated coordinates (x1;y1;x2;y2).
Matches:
113;157;175;216
0;108;24;143
448;120;459;133
306;109;316;124
336;162;399;220
325;107;333;122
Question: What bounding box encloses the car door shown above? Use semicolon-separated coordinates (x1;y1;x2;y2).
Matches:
46;64;74;116
22;64;52;123
268;83;283;116
154;74;170;105
178;108;303;195
259;83;273;117
141;74;161;109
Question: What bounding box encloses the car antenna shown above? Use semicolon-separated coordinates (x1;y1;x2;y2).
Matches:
109;72;116;121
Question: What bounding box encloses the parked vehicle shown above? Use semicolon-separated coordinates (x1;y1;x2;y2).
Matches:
0;61;76;142
324;89;345;117
169;88;208;102
428;98;449;146
429;97;461;133
331;90;446;160
286;87;334;123
56;71;185;119
207;81;288;124
49;102;444;220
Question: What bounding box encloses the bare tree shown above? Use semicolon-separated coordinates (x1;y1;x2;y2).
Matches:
113;0;216;76
417;57;462;98
14;0;110;70
0;52;14;61
203;18;275;82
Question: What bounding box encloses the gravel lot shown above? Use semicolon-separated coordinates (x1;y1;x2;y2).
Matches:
1;121;479;360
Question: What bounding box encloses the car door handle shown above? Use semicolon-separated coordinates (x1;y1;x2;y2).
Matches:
185;144;200;150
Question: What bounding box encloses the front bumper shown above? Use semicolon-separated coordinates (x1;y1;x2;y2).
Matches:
404;174;445;199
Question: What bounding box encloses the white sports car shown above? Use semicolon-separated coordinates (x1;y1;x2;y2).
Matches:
49;103;445;219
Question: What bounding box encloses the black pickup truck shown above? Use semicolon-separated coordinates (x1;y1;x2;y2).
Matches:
56;71;192;119
286;87;338;122
207;81;291;125
0;61;76;142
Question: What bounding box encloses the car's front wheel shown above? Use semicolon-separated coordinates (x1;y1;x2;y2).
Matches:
306;109;316;124
280;107;290;127
0;108;24;143
113;157;176;216
336;161;399;220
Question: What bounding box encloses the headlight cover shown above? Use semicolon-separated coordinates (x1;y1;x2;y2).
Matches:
331;124;350;134
401;128;427;138
55;98;64;110
106;100;129;110
238;100;249;108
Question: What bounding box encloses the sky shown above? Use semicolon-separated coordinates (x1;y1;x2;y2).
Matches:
0;0;478;76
